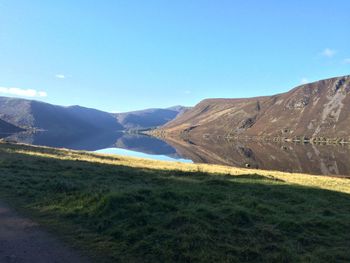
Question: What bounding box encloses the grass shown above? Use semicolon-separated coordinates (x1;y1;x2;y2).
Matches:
0;142;349;262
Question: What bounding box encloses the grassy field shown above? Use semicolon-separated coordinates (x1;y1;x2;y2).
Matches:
0;142;350;262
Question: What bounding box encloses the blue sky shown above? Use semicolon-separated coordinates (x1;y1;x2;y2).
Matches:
0;1;349;112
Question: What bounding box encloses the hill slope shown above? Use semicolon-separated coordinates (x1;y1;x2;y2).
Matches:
0;142;349;262
0;118;24;133
114;106;189;130
0;97;188;133
0;97;123;132
162;76;350;141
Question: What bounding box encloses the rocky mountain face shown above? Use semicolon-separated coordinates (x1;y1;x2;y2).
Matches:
161;76;350;142
113;106;189;130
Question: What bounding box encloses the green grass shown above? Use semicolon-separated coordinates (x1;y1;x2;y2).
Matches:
0;142;350;262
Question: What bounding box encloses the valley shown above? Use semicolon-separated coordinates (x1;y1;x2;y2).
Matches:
2;2;350;262
1;75;350;262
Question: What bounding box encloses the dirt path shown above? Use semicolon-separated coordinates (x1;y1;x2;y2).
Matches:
0;201;90;263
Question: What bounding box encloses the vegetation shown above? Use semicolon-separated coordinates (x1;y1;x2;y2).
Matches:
158;76;350;145
0;142;349;262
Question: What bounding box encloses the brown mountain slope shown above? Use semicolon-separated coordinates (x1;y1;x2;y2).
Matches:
162;76;350;141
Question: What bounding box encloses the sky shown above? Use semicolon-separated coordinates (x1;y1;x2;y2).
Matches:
0;0;349;112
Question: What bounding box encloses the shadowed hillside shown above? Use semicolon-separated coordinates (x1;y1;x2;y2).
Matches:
0;97;188;133
0;97;123;132
0;118;24;133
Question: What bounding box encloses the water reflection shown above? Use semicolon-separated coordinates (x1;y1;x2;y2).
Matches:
162;137;350;176
113;133;181;158
96;148;192;163
2;131;188;162
4;131;125;151
2;131;350;176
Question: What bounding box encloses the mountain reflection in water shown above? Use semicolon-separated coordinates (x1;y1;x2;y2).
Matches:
162;137;350;176
2;131;350;176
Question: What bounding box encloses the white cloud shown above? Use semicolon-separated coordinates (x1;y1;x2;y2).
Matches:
321;48;337;58
55;74;66;79
300;78;309;84
344;58;350;64
184;90;191;94
0;87;47;97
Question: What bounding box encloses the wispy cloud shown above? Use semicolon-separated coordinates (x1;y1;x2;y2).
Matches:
343;58;350;64
184;90;191;94
55;74;66;79
0;87;47;97
300;78;309;84
321;48;337;58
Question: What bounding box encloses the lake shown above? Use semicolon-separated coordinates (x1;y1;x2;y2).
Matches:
2;131;350;176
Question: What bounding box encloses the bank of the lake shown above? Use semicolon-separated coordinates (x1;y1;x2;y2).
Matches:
0;142;349;262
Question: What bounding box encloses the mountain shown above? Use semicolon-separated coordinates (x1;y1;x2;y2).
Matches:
161;76;350;142
0;118;24;133
0;97;123;133
113;106;189;130
0;96;188;134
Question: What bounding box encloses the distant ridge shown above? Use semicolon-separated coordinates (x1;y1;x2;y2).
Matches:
160;75;350;142
113;106;190;130
0;96;123;133
0;96;188;133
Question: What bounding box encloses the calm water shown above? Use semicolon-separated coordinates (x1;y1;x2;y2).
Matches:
2;131;350;176
96;148;192;163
